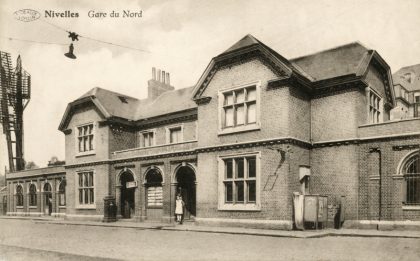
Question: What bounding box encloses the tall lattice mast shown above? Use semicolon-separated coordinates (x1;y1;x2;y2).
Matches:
0;52;31;172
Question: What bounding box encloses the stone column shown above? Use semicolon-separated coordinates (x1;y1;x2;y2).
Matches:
51;179;57;217
170;182;177;222
140;184;147;221
37;178;41;216
116;185;122;218
23;182;28;216
134;165;142;222
133;187;141;221
40;180;44;216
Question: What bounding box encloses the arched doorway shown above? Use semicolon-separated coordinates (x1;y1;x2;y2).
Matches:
175;166;196;220
145;168;163;220
43;183;52;216
119;171;135;219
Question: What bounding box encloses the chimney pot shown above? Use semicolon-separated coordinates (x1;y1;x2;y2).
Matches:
157;69;161;82
166;73;170;85
162;70;166;84
152;67;156;80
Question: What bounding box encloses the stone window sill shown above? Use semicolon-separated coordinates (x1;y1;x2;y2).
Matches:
75;151;96;158
147;206;163;209
218;204;261;212
402;205;420;211
218;124;260;136
76;205;96;210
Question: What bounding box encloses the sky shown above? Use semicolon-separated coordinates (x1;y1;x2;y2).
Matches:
0;0;420;171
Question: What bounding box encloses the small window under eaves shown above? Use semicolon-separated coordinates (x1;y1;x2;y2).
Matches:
118;96;128;103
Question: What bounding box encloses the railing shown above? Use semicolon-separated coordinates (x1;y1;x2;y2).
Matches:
111;140;198;159
358;118;420;139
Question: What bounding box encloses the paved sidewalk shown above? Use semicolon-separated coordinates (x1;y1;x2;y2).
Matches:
2;216;420;239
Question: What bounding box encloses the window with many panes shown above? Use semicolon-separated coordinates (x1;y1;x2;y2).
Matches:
222;155;258;207
221;86;257;129
77;172;94;206
368;90;381;124
168;126;182;144
59;182;66;206
16;185;23;207
77;124;94;153
142;131;155;147
29;184;37;207
414;93;420;118
403;153;420;205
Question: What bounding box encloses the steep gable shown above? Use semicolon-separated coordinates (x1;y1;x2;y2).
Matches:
192;34;312;101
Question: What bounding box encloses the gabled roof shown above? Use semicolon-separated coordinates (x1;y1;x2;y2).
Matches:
290;42;369;81
393;64;420;92
78;87;149;121
193;35;394;106
59;86;197;131
192;34;311;100
223;34;260;54
135;86;196;119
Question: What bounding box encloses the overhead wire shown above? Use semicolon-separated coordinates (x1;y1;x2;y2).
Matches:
39;18;151;53
1;3;369;61
0;36;68;46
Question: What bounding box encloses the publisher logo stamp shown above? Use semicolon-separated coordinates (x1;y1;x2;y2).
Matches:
14;9;40;22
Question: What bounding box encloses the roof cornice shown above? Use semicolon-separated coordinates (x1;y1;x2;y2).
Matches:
192;44;308;100
58;96;110;131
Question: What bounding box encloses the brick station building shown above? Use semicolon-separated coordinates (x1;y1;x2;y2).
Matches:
4;35;420;229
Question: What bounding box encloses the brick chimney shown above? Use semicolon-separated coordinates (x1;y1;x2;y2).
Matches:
148;67;175;99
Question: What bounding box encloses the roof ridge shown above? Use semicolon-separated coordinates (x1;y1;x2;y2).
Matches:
221;34;260;55
290;41;368;61
93;86;140;100
146;86;195;106
396;63;420;71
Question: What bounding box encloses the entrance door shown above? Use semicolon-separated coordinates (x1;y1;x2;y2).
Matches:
43;183;52;216
120;172;135;219
176;166;196;219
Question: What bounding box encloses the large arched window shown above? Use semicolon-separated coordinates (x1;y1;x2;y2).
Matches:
29;184;37;206
16;185;23;207
145;169;163;208
404;153;420;205
58;181;66;206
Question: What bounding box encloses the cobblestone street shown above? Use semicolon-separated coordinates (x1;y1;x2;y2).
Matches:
0;219;419;261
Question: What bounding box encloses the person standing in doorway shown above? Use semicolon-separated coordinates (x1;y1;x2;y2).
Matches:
175;194;185;224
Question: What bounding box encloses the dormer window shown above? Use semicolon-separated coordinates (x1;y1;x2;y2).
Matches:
118;96;128;103
403;72;415;83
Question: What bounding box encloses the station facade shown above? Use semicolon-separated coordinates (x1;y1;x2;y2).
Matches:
4;35;420;229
